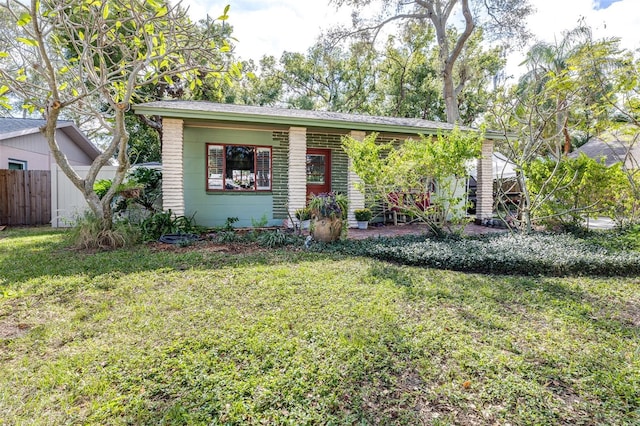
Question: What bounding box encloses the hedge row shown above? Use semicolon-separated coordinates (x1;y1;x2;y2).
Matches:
312;232;640;277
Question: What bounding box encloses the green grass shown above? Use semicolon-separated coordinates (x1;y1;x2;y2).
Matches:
1;228;639;425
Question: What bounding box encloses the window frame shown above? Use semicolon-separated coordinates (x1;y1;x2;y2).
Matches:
205;143;273;192
8;159;27;170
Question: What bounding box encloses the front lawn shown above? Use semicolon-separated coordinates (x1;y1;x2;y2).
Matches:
1;228;638;424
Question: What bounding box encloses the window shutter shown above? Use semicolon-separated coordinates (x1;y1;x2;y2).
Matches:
207;145;224;190
256;148;271;190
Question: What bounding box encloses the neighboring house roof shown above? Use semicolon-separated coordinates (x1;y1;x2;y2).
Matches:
570;137;639;169
133;101;505;139
0;117;102;160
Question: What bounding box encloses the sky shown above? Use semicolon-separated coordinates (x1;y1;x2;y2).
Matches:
182;0;640;79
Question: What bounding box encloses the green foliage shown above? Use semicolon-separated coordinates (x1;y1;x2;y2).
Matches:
140;210;203;242
308;192;349;220
525;154;629;228
125;166;162;212
1;228;638;424
237;22;505;125
294;207;311;221
126;114;161;164
343;127;482;234
250;213;269;228
93;179;112;200
586;224;640;252
95;167;162;223
224;216;239;231
256;229;301;248
354;208;372;222
313;232;640;277
67;211;140;249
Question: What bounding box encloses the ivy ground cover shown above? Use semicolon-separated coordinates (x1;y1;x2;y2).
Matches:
0;228;638;424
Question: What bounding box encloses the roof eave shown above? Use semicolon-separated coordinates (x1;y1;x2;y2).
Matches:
0;127;41;141
57;123;102;160
133;105;507;140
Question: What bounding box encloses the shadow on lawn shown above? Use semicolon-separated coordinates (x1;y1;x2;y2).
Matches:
0;232;331;287
365;263;640;336
2;229;638;340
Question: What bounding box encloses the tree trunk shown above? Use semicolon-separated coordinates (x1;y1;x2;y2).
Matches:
43;102;130;231
443;70;460;123
425;0;474;124
562;116;571;155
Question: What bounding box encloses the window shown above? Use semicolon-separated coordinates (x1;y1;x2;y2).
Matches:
207;144;271;191
306;154;326;184
8;159;27;170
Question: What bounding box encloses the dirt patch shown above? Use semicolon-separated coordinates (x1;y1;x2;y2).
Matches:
147;240;273;255
621;300;640;327
0;322;30;339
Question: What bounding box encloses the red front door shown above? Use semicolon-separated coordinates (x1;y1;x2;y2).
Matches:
306;148;331;200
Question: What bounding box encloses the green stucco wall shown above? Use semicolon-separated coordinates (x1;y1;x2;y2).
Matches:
183;126;285;227
182;127;349;228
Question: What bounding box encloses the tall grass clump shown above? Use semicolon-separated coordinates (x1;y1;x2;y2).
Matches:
67;212;140;249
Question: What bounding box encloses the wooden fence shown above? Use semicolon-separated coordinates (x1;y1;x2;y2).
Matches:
0;170;51;226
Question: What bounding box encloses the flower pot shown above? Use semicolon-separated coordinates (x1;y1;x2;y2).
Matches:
357;221;369;230
311;217;342;242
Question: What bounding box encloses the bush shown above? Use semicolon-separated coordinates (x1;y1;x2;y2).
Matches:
525;154;629;227
585;223;640;252
312;232;640;277
93;179;113;199
68;212;140;250
93;167;163;222
256;229;303;248
140;210;204;242
308;192;348;220
354;208;372;222
295;207;311;221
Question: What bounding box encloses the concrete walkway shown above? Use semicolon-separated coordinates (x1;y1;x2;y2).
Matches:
583;217;616;230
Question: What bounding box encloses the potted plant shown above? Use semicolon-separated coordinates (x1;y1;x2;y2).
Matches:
354;208;372;230
295;207;312;230
308;192;348;242
116;180;144;199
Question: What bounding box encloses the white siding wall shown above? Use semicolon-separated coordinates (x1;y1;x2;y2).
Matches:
162;118;185;216
51;165;118;227
0;131;93;170
347;130;366;228
287;127;307;225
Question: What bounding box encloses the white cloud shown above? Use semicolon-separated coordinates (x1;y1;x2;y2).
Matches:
182;0;352;61
182;0;640;76
504;0;640;80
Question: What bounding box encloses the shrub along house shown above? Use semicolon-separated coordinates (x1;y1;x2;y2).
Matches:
133;101;498;228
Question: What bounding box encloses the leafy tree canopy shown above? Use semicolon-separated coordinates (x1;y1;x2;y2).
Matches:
0;0;238;229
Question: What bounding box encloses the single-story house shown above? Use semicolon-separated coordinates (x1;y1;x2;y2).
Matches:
0;117;101;170
133;101;499;228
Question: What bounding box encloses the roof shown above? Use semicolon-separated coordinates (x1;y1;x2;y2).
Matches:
0;117;102;160
133;101;505;139
0;117;52;134
570;137;639;168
